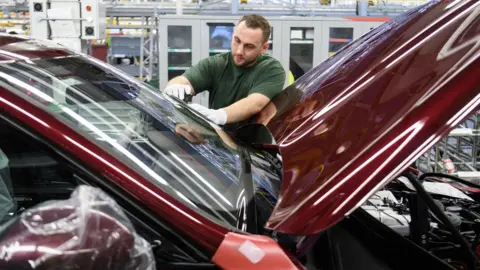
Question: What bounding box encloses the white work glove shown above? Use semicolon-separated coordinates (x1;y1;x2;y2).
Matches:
163;84;192;100
188;103;227;125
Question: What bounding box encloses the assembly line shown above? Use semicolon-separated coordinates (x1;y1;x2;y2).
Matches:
0;0;479;269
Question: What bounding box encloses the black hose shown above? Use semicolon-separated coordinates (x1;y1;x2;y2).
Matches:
404;172;479;270
422;172;480;189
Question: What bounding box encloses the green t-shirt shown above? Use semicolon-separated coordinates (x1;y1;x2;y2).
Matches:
183;52;286;110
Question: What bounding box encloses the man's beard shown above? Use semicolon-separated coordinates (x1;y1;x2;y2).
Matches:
234;56;258;68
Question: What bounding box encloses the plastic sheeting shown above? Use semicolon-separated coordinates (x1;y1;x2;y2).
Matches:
0;148;15;223
0;185;156;270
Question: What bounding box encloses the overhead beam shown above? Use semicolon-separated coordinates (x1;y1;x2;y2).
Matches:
5;1;416;17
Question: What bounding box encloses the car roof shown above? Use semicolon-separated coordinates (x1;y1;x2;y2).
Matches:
0;34;74;62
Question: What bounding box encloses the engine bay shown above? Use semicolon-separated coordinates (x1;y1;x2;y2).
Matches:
364;172;480;269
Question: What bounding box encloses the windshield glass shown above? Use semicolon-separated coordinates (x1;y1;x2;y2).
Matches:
0;54;281;229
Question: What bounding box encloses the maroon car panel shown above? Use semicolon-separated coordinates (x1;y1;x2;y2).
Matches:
0;88;229;254
0;34;72;61
212;232;301;270
0;185;155;270
264;0;480;235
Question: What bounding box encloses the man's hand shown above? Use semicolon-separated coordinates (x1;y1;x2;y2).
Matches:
175;124;205;144
188;103;227;125
163;84;192;100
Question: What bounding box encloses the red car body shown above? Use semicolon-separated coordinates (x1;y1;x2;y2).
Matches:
263;0;480;235
0;0;479;269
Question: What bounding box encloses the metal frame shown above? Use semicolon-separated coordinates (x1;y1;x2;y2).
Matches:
416;111;480;183
281;19;322;87
107;15;158;79
139;17;156;81
360;21;385;33
158;17;201;88
4;0;429;17
158;16;205;104
200;17;238;60
269;19;283;62
319;19;362;61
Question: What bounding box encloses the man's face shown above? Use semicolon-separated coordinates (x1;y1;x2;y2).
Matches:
231;21;269;67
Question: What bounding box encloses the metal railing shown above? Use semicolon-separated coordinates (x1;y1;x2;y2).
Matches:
416;111;480;184
1;0;429;17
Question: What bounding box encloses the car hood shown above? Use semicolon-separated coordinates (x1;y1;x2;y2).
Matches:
262;0;480;235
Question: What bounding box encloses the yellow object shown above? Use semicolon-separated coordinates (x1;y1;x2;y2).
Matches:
368;0;376;6
240;0;248;3
319;0;329;5
0;22;14;27
288;71;295;85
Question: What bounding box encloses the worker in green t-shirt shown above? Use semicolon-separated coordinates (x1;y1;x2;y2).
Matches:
163;14;286;126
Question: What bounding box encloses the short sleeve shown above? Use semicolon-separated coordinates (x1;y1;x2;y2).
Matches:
183;57;215;93
248;64;286;100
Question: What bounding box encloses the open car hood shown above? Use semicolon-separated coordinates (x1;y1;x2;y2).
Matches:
263;0;480;235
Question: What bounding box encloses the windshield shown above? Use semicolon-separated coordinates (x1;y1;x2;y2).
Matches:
0;55;281;230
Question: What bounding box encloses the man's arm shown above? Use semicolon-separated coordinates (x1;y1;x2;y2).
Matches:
187;61;285;125
222;63;285;123
254;101;277;125
188;94;273;126
222;93;271;124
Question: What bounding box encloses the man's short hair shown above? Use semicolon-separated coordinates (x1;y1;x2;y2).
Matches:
238;14;271;43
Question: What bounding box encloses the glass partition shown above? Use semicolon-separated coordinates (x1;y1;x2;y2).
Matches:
328;27;353;56
208;23;235;56
167;25;192;80
266;27;273;56
289;27;314;80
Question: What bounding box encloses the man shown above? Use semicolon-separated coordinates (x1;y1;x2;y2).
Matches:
163;14;286;126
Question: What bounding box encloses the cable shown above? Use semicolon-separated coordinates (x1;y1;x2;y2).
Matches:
404;172;479;270
366;200;406;226
409;168;480;189
371;193;411;224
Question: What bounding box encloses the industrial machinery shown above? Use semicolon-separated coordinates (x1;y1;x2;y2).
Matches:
28;0;106;53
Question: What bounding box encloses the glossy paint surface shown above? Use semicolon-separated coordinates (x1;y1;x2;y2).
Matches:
0;66;230;254
0;186;151;269
0;34;72;61
265;0;480;235
0;34;287;256
212;232;300;270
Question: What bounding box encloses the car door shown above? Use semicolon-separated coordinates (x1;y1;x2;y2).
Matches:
0;113;218;269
